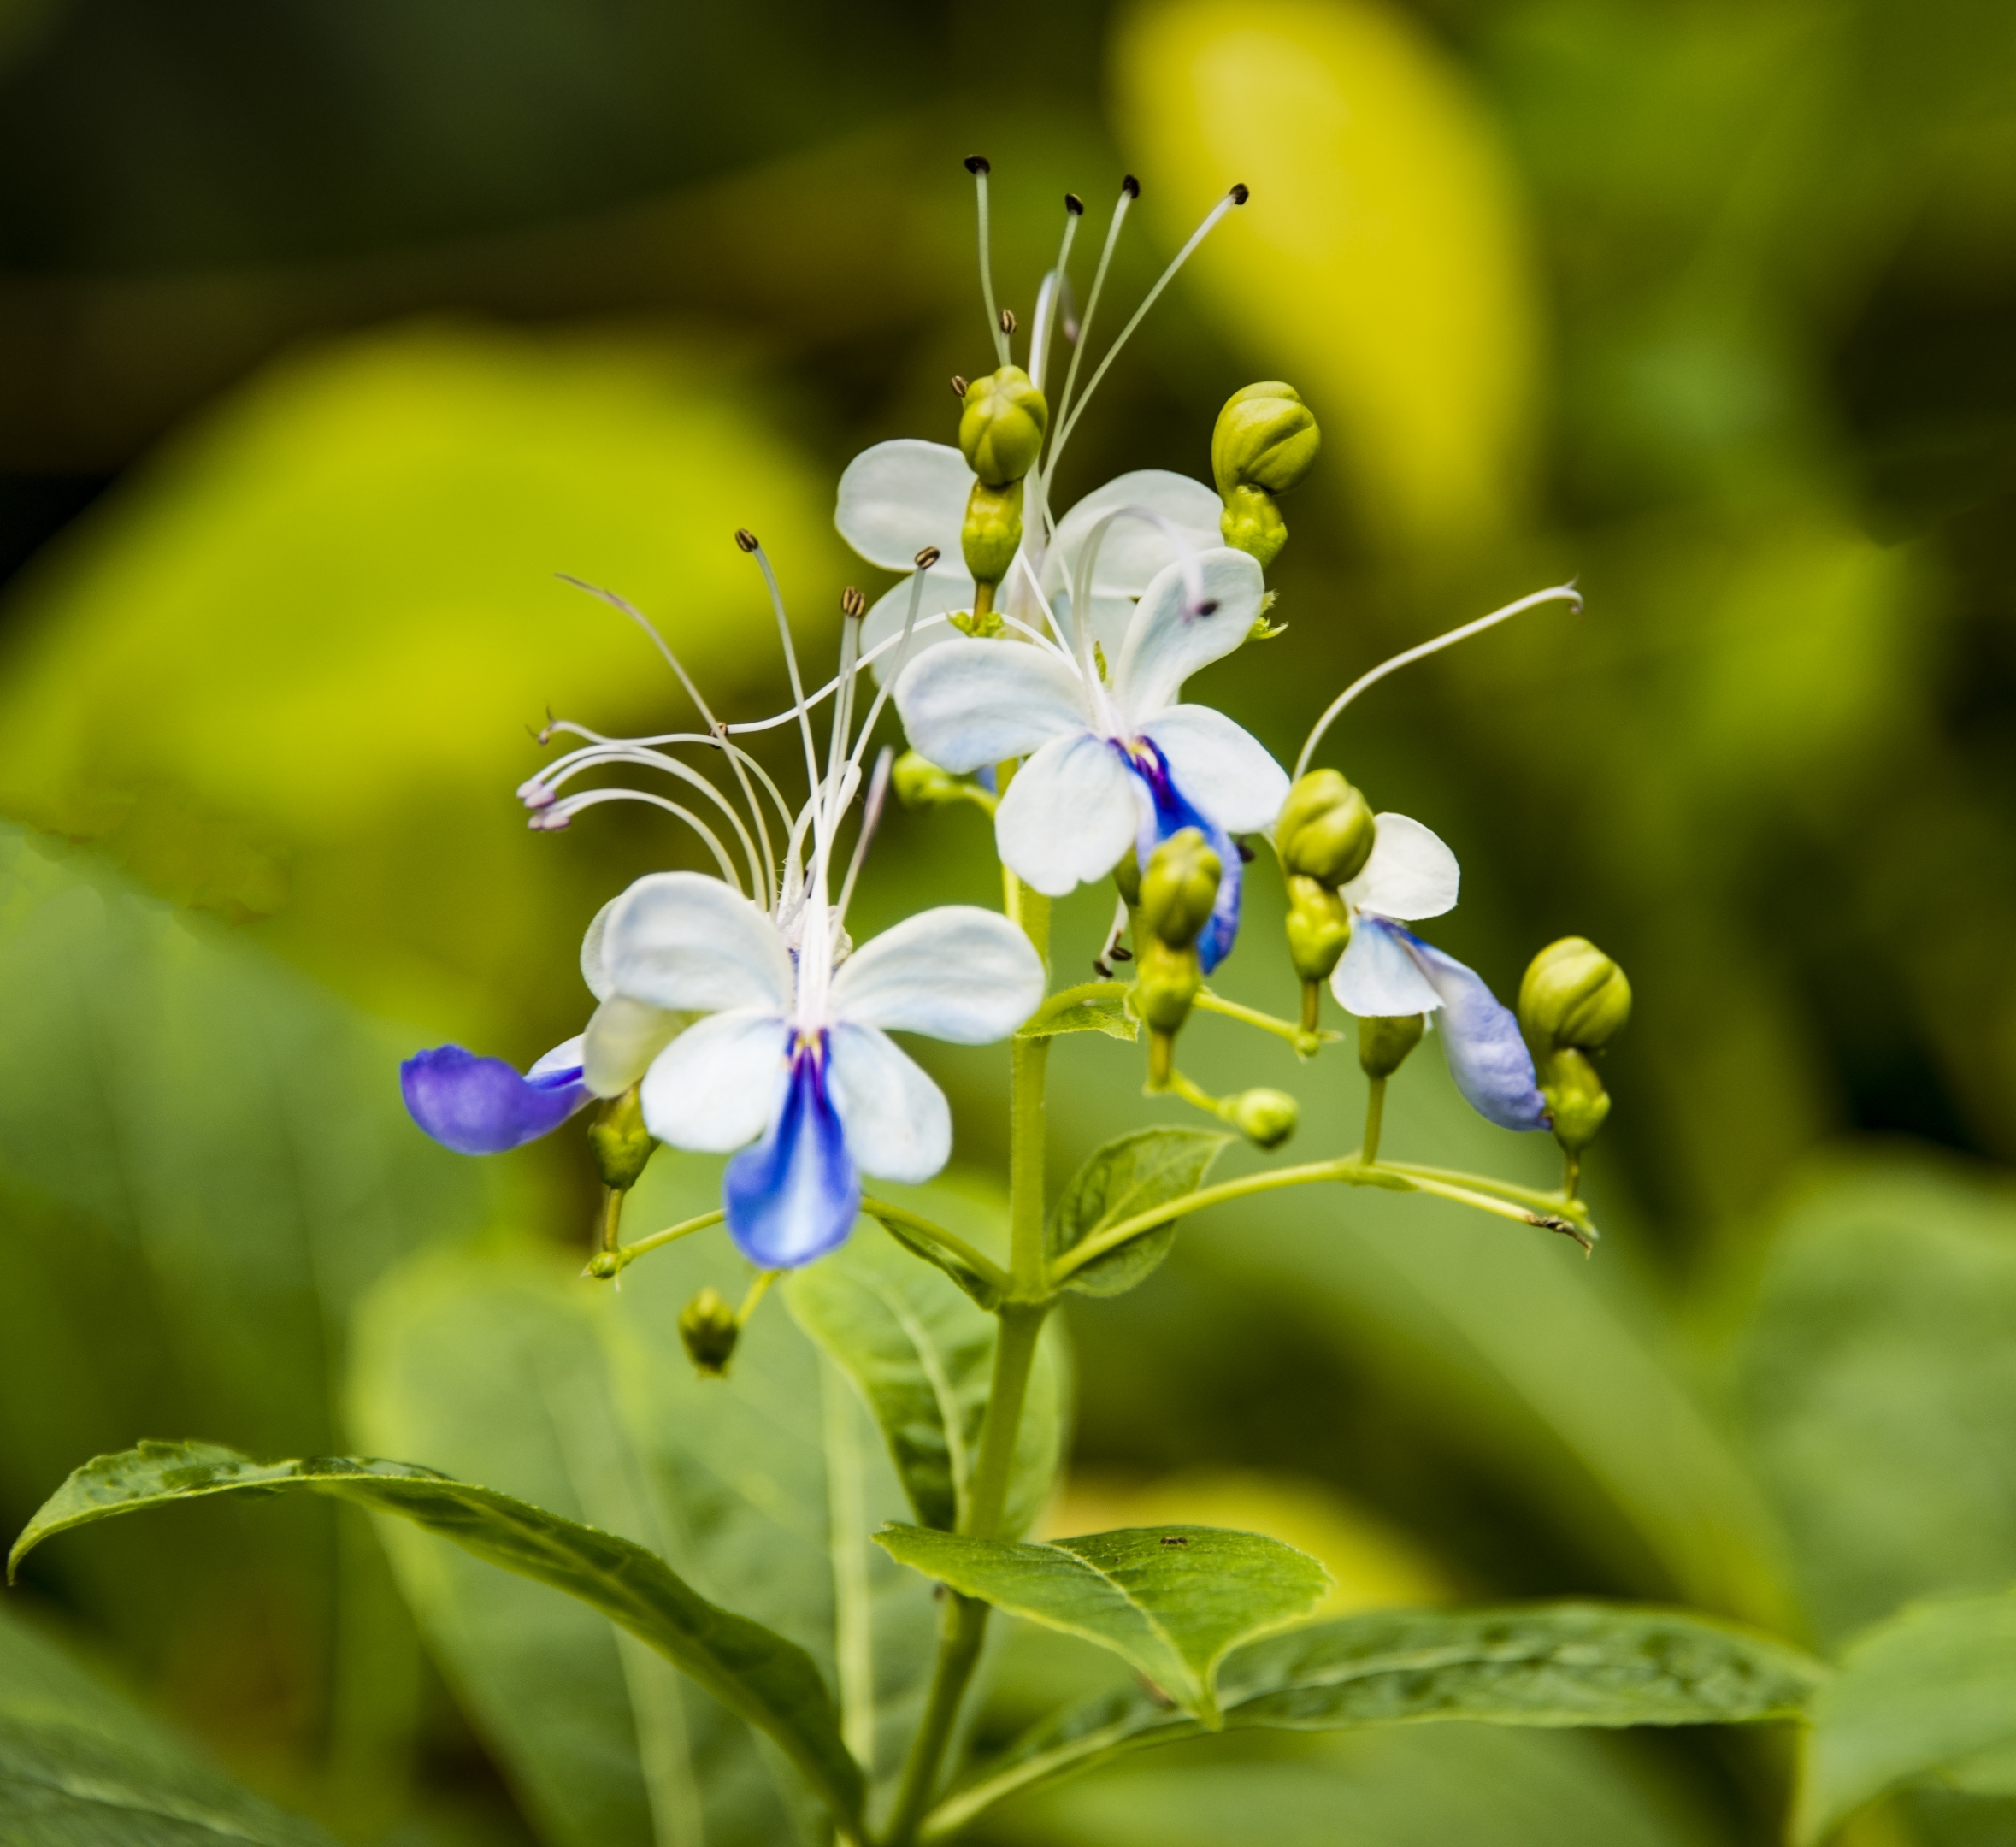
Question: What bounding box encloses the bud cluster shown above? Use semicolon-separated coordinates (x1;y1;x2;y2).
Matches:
1135;828;1222;1084
1212;382;1320;569
1518;937;1632;1167
1275;769;1378;1034
958;365;1048;590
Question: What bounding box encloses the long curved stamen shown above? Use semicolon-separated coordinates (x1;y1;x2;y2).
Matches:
1050;183;1251;470
1012;546;1077;657
1073;505;1216;637
834;746;894;930
1050;176;1136;475
824;601;863;841
1294;583;1585;779
531;789;745;890
1029;192;1085;397
967;156;1011;369
541;717;799;840
738;532;828;876
846;568;931;776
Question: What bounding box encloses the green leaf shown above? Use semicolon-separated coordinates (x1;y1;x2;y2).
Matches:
933;1600;1823;1837
786;1214;1066;1537
877;1524;1329;1726
1795;1591;2016;1845
9;1440;864;1836
1048;1128;1234;1299
1018;994;1139;1043
0;1599;336;1844
863;1202;1005;1312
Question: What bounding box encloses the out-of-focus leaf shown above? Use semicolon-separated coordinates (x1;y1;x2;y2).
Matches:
1732;1155;2016;1645
1047;1127;1233;1300
863;1201;1008;1312
9;1441;865;1835
0;1602;336;1845
934;1599;1819;1833
786;1208;1067;1537
1018;995;1138;1043
1111;0;1542;548
877;1523;1329;1726
0;321;843;1036
1795;1593;2016;1845
976;1720;1720;1847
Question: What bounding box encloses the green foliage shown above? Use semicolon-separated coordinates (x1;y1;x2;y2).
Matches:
1016;994;1138;1044
877;1524;1329;1727
1795;1592;2016;1844
0;1602;334;1845
1047;1128;1235;1300
8;1439;865;1835
787;1219;1066;1536
937;1600;1821;1833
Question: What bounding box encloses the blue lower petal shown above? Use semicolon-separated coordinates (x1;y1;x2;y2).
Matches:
401;1046;591;1154
723;1034;861;1268
1394;930;1550;1132
1121;738;1242;974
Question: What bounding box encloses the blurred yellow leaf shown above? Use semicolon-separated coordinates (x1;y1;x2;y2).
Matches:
1111;0;1543;549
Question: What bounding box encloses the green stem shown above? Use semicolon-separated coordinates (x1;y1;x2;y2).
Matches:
586;1208;724;1279
882;1596;987;1847
1194;988;1330;1054
1381;1160;1586;1224
1362;1077;1387;1165
861;1198;1011;1296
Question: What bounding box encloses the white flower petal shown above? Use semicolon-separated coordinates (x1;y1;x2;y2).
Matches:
528;1035;587;1081
1045;470;1224;600
1342;813;1460;923
832;906;1045;1042
1112;547;1266;720
638;1009;787;1151
1140;705;1290;835
993;729;1139;896
581;900;616;1000
606;871;795;1013
893;638;1089;774
826;1022;952;1183
1330;916;1442;1016
581;995;687;1097
858;569;978;683
835;439;973;571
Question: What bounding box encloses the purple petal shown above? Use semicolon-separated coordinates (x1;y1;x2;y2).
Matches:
401;1045;592;1154
1122;737;1243;974
723;1034;861;1267
1393;931;1550;1131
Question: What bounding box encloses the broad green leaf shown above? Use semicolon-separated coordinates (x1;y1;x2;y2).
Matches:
786;1213;1066;1537
1017;994;1138;1043
1734;1157;2016;1644
877;1524;1329;1726
1795;1592;2016;1845
1047;1127;1233;1299
935;1601;1823;1837
0;1600;336;1845
8;1440;864;1835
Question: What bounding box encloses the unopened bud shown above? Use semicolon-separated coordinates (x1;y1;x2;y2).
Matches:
1113;846;1141;909
1276;770;1376;888
1519;938;1631;1052
1136;940;1202;1074
1284;875;1350;985
1220;486;1287;569
678;1286;740;1377
587;1087;656;1191
958;366;1049;487
1212;383;1318;569
1226;1087;1299;1149
1538;1046;1610;1154
1140;829;1221;950
1359;1012;1425;1080
961;478;1023;585
893;750;967;808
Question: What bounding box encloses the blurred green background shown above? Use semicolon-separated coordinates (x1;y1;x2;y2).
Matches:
5;0;2016;1841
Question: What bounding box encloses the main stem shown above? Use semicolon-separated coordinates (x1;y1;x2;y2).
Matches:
882;874;1052;1847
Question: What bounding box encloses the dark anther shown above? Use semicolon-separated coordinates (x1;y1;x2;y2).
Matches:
914;546;941;570
1236;840;1256;864
964;154;991;175
1159;1535;1190;1548
1230;182;1251;205
1093;957;1112;979
1065;192;1085;215
1122;174;1141;198
999;308;1017;334
842;587;867;620
734;528;759;553
1196;599;1219;617
1111;945;1133;961
951;375;968;398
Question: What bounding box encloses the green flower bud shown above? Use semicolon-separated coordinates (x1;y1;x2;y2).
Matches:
1276;770;1376;888
1135;937;1202;1035
1139;828;1222;950
958;366;1049;487
1359;1012;1425;1080
893;751;964;808
678;1286;740;1378
1219;484;1288;569
961;478;1023;585
1113;845;1141;909
1519;937;1632;1052
1212;382;1321;498
1538;1046;1611;1154
1284;875;1350;983
587;1087;655;1191
1226;1087;1299;1150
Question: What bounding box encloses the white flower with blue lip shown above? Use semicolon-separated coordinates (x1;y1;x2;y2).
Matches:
1326;813;1548;1132
891;543;1288;973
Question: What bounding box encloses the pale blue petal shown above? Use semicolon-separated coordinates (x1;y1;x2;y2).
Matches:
1400;930;1550;1131
1330;915;1441;1017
